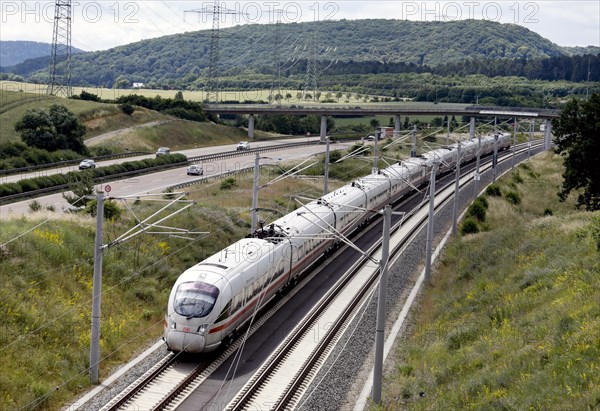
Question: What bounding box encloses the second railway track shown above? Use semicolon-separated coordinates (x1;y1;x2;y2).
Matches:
96;141;542;411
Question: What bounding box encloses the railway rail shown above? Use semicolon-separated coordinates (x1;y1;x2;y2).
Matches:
225;143;538;410
95;141;542;411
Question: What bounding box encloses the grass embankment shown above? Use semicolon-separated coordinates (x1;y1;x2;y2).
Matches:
87;119;266;153
376;152;600;410
0;89;169;143
1;88;277;154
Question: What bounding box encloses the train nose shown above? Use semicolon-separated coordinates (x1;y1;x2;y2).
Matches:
165;330;206;352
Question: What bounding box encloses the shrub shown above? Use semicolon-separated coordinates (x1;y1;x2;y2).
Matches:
0;182;23;196
447;326;478;350
119;103;135;115
486;184;502;197
85;199;122;220
328;150;342;163
467;201;487;222
505;191;522;205
460;218;479;235
543;208;553;216
512;170;524;184
19;179;40;192
348;143;370;156
220;177;237;190
28;200;42;212
163;186;175;200
78;90;101;102
90;146;115;156
474;196;489;209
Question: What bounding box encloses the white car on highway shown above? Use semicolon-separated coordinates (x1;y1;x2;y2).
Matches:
78;159;96;170
186;164;203;176
236;141;250;150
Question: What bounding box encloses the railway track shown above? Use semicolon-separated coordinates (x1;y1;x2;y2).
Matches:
99;141;542;411
223;141;543;410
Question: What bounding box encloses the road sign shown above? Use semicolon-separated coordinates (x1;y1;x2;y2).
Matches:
105;185;111;193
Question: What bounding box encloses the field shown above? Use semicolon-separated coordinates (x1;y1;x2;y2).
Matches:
374;152;600;410
1;81;394;104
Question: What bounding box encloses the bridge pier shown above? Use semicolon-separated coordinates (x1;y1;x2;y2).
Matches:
248;114;255;139
320;115;327;143
544;119;553;151
394;115;400;138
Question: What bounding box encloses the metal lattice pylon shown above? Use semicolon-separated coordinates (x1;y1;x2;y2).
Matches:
304;25;318;101
48;0;72;97
186;1;242;103
271;9;284;104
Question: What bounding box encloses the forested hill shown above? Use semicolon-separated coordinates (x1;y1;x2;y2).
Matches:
0;41;85;67
17;19;585;87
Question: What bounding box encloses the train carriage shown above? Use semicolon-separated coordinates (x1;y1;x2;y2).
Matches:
164;133;511;353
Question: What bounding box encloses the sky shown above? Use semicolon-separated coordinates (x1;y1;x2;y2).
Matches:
1;1;599;51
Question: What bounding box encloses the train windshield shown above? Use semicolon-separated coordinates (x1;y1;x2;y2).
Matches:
173;281;220;319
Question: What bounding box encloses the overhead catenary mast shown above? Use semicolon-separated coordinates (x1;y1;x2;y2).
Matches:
48;0;72;97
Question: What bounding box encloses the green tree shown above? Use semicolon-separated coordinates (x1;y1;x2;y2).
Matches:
15;104;87;154
63;174;95;208
174;90;184;100
553;94;600;210
113;75;130;89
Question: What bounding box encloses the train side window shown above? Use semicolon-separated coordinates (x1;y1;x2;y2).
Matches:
217;300;232;323
232;292;243;312
246;283;255;302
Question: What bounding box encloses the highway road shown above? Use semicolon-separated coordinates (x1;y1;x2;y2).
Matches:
0;137;358;219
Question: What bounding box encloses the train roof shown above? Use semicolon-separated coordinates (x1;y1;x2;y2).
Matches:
187;238;274;273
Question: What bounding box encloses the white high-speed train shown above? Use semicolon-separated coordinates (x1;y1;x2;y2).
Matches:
164;133;511;353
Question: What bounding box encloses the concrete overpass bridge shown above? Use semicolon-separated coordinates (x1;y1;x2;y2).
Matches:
204;103;560;149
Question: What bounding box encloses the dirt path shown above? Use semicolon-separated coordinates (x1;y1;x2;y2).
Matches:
85;120;173;146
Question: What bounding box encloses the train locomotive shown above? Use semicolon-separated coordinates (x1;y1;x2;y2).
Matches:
164;132;511;353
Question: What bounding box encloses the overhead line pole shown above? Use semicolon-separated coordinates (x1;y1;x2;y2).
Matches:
251;152;260;234
89;191;104;384
512;118;517;169
372;205;391;404
451;143;461;235
324;136;330;195
88;192;199;384
425;162;439;283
